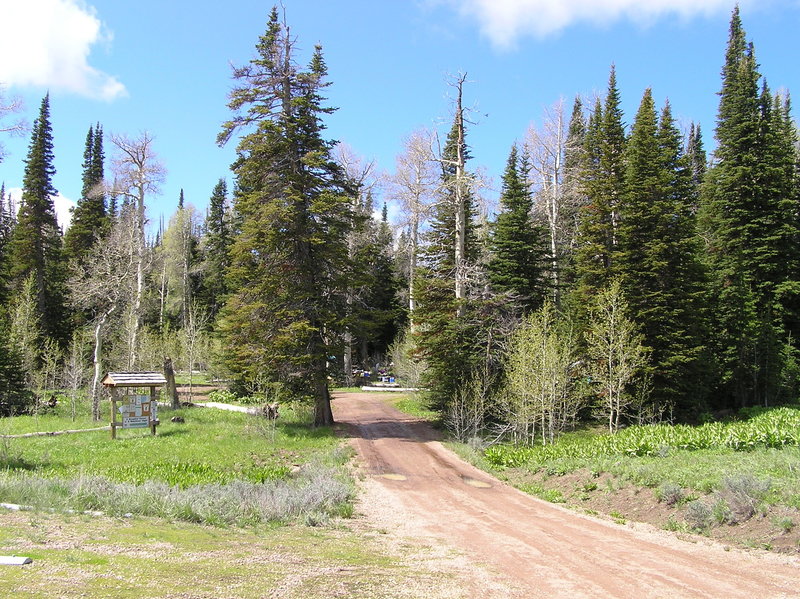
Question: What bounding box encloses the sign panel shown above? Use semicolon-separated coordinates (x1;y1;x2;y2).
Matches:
118;394;153;429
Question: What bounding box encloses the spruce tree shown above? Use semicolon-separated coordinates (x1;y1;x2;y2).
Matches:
0;317;33;416
573;67;626;307
558;96;588;294
421;115;480;275
699;7;800;407
200;178;231;320
347;198;401;365
64;123;108;266
6;94;67;344
487;144;547;312
686;123;706;192
415;109;489;412
217;7;351;425
618;90;710;416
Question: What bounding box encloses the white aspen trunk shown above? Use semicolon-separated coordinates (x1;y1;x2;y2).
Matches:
453;79;467;316
159;258;167;329
131;184;145;369
91;307;113;421
182;212;192;330
409;211;418;328
343;190;359;387
550;109;564;303
343;327;353;386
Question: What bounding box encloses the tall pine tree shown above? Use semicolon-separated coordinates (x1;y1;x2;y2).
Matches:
6;94;67;344
415;106;487;411
617;90;710;416
64;123;108;266
487;143;548;312
217;7;351;425
0;183;13;308
699;7;800;407
200;178;231;320
573;67;627;309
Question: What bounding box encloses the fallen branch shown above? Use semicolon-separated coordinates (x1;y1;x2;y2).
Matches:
0;426;110;439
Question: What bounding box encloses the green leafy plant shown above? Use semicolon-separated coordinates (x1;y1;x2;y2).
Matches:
484;407;800;468
206;389;238;404
773;516;794;533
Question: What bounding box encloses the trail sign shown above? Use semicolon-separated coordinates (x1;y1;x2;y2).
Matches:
118;395;156;429
102;372;166;439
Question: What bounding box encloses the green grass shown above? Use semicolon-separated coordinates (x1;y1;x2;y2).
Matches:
480;407;800;509
1;403;338;483
0;511;463;598
0;401;353;525
389;393;441;423
172;372;216;386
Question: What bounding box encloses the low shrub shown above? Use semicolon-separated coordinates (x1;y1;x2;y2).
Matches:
656;482;685;506
773;516;795;533
0;463;352;527
681;475;771;530
716;475;771;524
685;500;714;530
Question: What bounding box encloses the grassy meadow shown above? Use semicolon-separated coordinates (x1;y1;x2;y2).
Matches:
0;397;352;526
0;391;473;598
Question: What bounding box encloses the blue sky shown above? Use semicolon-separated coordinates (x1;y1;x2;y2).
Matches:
1;0;799;230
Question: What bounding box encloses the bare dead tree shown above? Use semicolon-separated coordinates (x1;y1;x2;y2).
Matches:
389;127;438;326
68;207;138;420
62;331;88;422
0;85;27;161
334;143;380;386
526;99;565;302
433;73;491;317
451;74;468;313
183;301;210;401
525;97;590;305
108;132;166;369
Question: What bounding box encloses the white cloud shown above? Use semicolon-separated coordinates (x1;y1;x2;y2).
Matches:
439;0;753;48
8;187;75;231
0;0;126;101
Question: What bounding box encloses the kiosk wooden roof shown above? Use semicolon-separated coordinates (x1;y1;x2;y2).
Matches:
102;372;167;388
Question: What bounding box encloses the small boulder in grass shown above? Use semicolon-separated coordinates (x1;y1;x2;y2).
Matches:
171;416;185;423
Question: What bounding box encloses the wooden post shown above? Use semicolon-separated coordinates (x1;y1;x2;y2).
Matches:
150;386;158;435
110;389;118;440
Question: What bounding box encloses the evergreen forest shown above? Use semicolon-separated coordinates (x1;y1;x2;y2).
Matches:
2;5;799;441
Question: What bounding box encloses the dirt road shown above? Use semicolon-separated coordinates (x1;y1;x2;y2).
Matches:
334;392;799;599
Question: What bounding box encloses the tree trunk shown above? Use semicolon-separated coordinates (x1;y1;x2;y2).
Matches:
454;79;467;317
343;329;353;387
314;380;334;426
130;183;146;369
90;311;109;421
164;356;180;409
409;212;418;328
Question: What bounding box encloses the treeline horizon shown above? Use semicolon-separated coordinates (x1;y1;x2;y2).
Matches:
1;5;798;439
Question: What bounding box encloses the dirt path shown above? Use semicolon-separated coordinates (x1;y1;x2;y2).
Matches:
333;392;800;599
